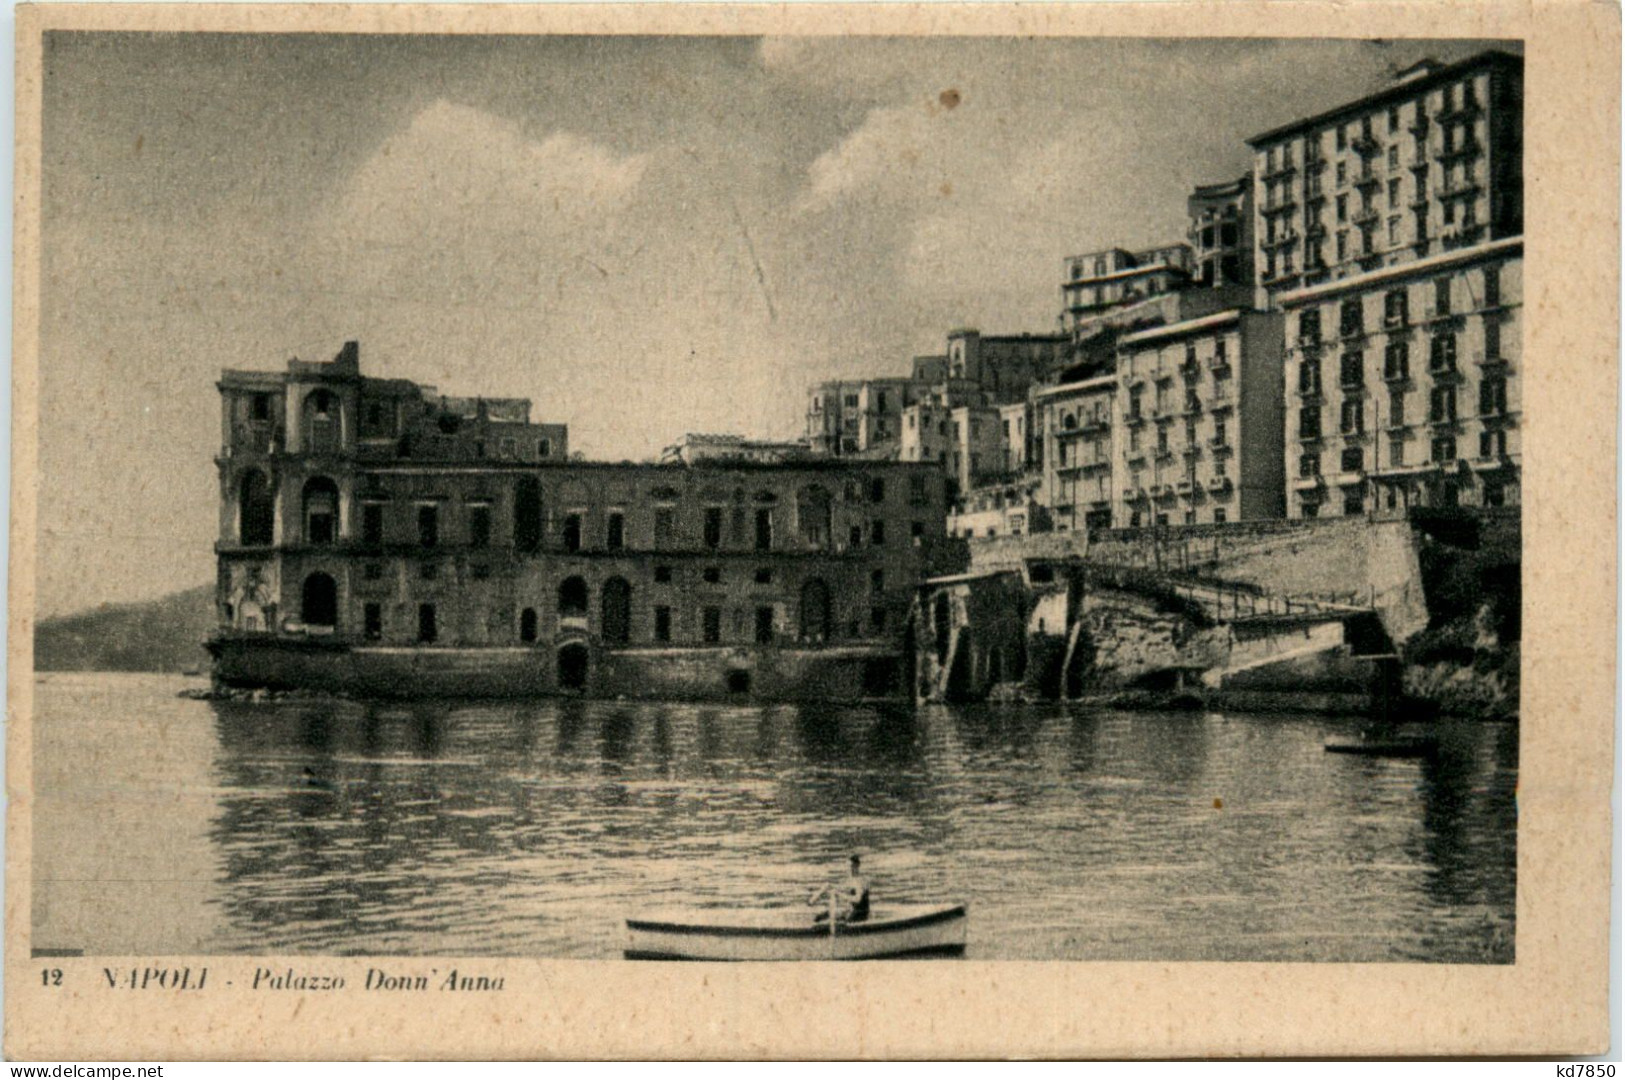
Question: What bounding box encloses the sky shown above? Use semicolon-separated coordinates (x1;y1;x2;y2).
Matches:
35;33;1513;617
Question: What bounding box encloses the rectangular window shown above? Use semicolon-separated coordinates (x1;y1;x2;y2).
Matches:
1484;321;1502;361
1480;377;1508;416
754;567;773;585
417;603;437;644
869;478;886;503
1340;351;1364;389
1384;289;1409;327
1483;265;1501;308
703;566;721;584
1389;438;1405;466
362;503;384;546
1300;406;1322;440
1435;277;1452;315
1387;177;1400;204
1431;435;1457;463
754;508;773;551
363;562;385;581
1343;491;1365;516
469;505;491;549
755;607;775;645
417;505;439;548
1384;341;1410;381
871;520;886;545
655;606;672;642
1480;428;1507;458
1336;193;1347;222
1430;386;1458;423
654;565;672;584
870;607;888;633
1430;333;1458;373
908;474;929;505
1341;400;1365;434
251;393;272;421
606;512;625;551
1390;392;1406;427
1341;447;1364;473
364;603;383;641
1340;298;1363;337
537;438;552;458
703;507;723;549
563;513;582;552
1298;309;1321;345
654;508;675;550
1299;452;1321;478
703;607;722;644
1213;508;1227;524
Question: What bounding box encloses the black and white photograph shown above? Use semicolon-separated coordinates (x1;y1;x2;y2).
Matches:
23;29;1532;974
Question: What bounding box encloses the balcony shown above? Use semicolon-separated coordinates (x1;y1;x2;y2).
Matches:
1209;397;1235;413
1382;312;1410;332
1408;116;1430;139
1179;361;1200;381
1474;350;1509;369
1260;197;1300;218
1182;444;1203;460
1297;384;1323;401
1208;437;1232;452
1175;478;1195;496
1428;412;1462;429
1207;475;1234;494
1383;365;1411;385
1438;136;1483;162
1354;171;1380;191
1438;178;1483;200
1261;159;1299;182
1352;206;1380;227
1352;132;1381;156
1429;364;1464;384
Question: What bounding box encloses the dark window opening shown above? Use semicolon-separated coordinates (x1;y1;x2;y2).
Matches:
703;507;724;549
362;503;384;547
726;669;752;694
417;603;437;643
606;512;625;551
703;606;722;644
800;579;832;642
754;508;773;551
469;505;491;549
302;573;338;629
557;643;589;690
754;567;773;585
363;603;382;641
558;576;589;617
755;606;775;644
240;470;275;546
654;606;672;642
601;577;631;645
703;567;721;584
563;513;582;552
520;608;538;643
654;565;673;584
303;477;339;545
514;477;543;553
417;504;439;548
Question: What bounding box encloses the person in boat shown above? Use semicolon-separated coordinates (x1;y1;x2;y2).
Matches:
809;854;870;924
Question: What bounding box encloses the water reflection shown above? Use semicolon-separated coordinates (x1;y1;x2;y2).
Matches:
31;677;1517;961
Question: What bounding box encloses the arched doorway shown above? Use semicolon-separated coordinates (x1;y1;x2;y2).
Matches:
557;642;589;691
558;576;588;617
514;476;543;552
302;476;340;544
800;578;832;642
302;572;338;629
601;577;631;645
239;470;275;545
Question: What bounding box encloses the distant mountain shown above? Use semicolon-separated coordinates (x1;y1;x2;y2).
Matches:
34;584;215;673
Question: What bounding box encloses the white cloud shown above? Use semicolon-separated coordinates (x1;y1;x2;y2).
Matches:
331;100;648;245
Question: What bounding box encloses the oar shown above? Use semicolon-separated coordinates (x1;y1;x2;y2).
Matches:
829;890;838;959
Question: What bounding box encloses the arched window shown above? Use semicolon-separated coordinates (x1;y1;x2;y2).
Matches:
520;608;538;643
302;477;340;544
302;572;338;629
601;577;631;645
514;476;543;553
558;576;589;617
800;578;832;642
239;469;275;546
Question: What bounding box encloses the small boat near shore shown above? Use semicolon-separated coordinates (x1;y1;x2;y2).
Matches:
625;903;968;961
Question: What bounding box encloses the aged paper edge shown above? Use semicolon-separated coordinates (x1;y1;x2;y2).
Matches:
5;0;1616;1061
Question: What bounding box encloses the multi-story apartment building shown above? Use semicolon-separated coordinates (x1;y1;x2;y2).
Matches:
899;400;1006;496
1279;237;1521;519
212;342;952;702
805;376;931;456
1188;175;1255;287
1061;245;1195;337
1247;49;1523;309
1035;373;1117;535
948;478;1047;540
1115;310;1286;527
943;329;1071;405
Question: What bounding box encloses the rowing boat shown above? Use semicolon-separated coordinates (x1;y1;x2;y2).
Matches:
624;903;968;961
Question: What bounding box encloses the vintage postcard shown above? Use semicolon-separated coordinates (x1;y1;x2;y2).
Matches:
6;1;1615;1060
